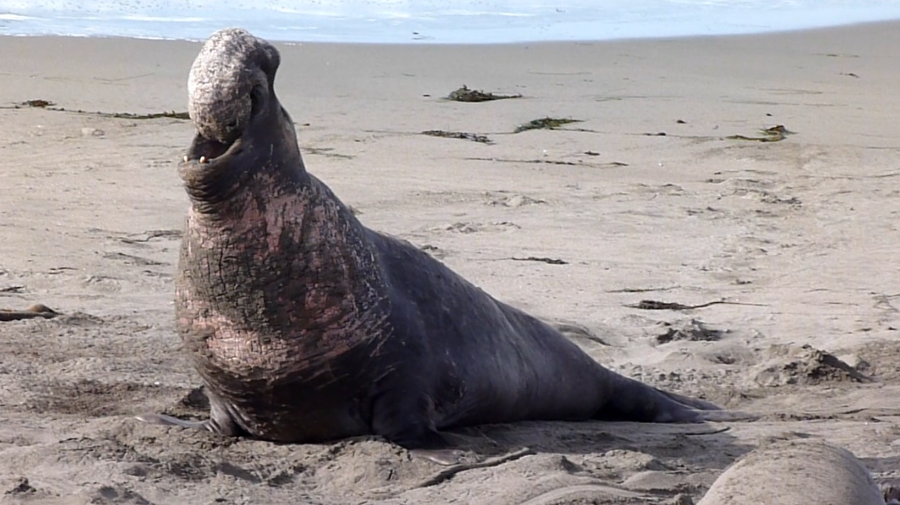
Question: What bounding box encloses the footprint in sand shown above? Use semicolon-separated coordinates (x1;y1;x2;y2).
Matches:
434;221;522;234
82;275;123;293
484;193;547;208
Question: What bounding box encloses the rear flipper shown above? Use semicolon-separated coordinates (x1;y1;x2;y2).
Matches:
659;389;720;411
596;373;748;423
659;389;759;422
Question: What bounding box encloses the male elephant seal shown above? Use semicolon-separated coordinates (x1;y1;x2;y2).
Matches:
697;439;886;505
138;28;723;459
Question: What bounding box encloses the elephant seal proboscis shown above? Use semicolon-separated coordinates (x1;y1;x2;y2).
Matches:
138;28;729;464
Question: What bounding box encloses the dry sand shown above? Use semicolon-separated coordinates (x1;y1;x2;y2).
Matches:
696;439;887;505
1;20;899;504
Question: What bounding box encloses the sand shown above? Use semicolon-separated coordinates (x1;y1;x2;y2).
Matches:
1;20;898;505
696;439;887;505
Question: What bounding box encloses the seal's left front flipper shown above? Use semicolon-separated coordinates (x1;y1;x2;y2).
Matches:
136;389;246;437
135;413;212;431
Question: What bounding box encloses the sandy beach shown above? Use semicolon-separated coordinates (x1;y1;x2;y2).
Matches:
1;20;898;504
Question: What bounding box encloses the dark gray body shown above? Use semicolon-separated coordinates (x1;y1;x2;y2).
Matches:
138;28;718;453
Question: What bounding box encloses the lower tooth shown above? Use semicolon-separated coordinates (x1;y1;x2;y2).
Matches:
183;155;188;162
200;156;208;164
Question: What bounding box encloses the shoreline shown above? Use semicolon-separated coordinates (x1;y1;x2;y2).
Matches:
1;7;900;44
0;18;898;46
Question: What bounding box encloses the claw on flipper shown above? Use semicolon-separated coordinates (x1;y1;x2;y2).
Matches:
135;413;212;432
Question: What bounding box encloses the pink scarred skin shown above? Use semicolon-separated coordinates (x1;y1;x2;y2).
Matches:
138;28;724;462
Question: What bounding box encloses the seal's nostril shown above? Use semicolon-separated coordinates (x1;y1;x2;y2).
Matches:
226;120;238;130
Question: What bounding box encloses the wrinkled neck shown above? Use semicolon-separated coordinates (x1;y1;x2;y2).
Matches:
176;161;389;376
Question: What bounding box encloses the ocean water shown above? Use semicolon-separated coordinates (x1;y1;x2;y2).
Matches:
0;0;898;44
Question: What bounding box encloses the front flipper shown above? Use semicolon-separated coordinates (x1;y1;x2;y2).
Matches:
379;419;468;466
369;387;468;465
135;413;213;431
136;394;244;437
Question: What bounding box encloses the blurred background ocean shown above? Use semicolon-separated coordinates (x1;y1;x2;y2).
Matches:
1;0;899;44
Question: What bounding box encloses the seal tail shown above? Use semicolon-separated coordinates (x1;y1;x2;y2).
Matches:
594;372;719;423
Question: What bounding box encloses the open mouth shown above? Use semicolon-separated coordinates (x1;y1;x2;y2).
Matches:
183;133;240;165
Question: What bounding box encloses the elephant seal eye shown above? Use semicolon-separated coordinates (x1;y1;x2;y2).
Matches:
251;85;265;116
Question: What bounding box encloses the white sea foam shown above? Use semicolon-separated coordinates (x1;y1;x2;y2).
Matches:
0;12;31;20
0;0;898;43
